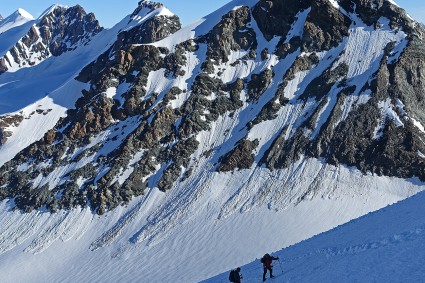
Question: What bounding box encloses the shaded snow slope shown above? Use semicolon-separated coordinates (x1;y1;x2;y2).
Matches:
204;186;425;283
0;158;422;283
0;10;35;57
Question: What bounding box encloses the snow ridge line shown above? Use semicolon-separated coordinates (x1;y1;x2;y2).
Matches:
321;226;425;258
280;225;425;265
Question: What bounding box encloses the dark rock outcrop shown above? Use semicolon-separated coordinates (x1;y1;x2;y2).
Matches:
252;0;310;41
302;0;350;52
205;6;257;63
247;69;274;101
218;139;259;171
339;0;414;31
0;115;24;144
122;1;181;45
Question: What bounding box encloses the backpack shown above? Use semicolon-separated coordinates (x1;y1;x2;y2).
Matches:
228;270;236;282
261;253;270;264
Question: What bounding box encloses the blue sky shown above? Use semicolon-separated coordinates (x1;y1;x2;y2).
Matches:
0;0;423;28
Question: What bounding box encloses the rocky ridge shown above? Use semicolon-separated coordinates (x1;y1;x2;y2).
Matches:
0;0;424;214
0;5;102;73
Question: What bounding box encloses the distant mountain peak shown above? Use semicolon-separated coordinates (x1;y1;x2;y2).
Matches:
39;4;69;19
0;4;102;73
0;8;34;34
131;0;175;20
138;0;164;8
15;8;34;20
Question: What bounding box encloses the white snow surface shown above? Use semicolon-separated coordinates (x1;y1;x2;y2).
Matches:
204;184;425;283
0;158;423;283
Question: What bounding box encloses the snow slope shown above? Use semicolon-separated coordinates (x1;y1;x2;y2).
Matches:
0;9;35;57
0;158;422;283
204;186;425;283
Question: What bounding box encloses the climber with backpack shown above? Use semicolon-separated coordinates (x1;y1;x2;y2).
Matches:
261;253;279;281
228;267;242;283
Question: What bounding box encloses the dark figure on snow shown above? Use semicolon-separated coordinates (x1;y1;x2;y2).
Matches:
229;267;242;283
261;253;279;281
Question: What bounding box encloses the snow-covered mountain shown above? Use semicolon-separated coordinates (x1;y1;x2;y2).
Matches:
0;0;424;282
0;8;34;34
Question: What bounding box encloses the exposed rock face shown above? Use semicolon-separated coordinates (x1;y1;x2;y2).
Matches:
339;0;413;31
77;1;181;83
252;0;310;41
0;5;102;73
127;1;181;44
248;69;274;101
0;14;3;21
0;115;24;144
252;0;350;52
204;5;257;63
302;0;350;52
218;139;259;171
0;0;424;215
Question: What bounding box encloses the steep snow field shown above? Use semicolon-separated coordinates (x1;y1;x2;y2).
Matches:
0;158;422;282
204;188;425;283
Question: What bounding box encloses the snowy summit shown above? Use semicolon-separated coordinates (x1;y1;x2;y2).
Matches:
0;8;34;34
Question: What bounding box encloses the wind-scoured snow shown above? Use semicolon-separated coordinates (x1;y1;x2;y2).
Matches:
336;17;406;93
